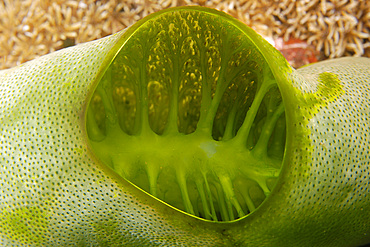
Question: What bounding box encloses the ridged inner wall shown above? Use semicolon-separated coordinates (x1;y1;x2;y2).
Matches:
87;10;285;221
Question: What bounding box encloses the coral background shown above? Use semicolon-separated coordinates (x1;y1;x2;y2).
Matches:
0;0;369;69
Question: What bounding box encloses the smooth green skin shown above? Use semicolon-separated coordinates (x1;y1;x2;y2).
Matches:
0;6;369;247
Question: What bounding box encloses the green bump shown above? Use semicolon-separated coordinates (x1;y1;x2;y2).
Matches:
0;207;50;245
317;72;343;100
87;8;285;221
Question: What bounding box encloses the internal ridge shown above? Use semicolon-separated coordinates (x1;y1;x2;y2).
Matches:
87;10;285;221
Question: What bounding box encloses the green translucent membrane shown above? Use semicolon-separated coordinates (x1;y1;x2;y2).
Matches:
87;10;285;221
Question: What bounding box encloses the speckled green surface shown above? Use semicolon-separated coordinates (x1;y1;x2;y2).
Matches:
0;7;369;247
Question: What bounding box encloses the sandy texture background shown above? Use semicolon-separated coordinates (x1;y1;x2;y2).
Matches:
0;0;369;69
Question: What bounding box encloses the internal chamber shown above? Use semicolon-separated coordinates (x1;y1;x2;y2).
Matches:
87;9;286;221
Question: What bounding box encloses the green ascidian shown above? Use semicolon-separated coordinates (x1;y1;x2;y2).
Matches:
0;6;369;247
